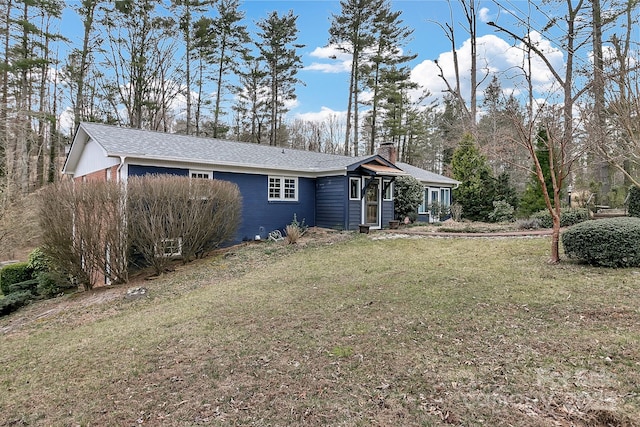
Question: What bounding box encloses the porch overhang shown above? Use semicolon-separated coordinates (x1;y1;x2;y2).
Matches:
359;163;407;177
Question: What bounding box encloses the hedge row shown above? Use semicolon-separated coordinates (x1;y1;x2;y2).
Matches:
0;262;32;295
629;186;640;218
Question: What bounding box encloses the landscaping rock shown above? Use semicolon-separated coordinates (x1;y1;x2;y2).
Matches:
125;286;148;300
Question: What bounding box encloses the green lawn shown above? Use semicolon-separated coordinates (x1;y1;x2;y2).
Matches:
1;234;638;426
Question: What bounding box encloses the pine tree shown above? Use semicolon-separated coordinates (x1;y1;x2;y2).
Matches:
66;0;101;137
2;0;64;196
207;0;249;138
233;54;269;143
451;133;495;221
477;75;528;190
256;10;304;146
192;15;213;136
362;1;416;154
171;0;215;135
328;0;382;155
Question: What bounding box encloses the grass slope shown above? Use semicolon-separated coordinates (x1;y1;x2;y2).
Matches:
1;234;639;426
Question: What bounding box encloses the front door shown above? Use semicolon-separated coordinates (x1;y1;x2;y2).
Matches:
364;178;381;228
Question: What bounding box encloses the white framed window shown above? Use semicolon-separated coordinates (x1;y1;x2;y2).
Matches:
418;187;428;214
190;170;212;179
349;177;361;200
383;180;393;201
440;188;451;207
155;237;183;258
268;176;298;201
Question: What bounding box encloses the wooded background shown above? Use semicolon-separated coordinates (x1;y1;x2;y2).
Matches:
0;0;638;208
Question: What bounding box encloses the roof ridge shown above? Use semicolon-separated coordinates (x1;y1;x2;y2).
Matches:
80;121;370;161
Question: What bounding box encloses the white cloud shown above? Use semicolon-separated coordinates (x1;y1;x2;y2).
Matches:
295;106;346;123
410;32;566;107
479;7;494;23
285;98;300;110
305;45;352;73
58;107;75;136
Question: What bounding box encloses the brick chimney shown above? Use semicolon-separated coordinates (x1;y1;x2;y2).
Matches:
376;142;397;164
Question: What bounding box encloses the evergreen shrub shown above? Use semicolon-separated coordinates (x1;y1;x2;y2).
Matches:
394;175;423;222
0;291;32;316
562;217;640;267
27;247;50;274
0;262;32;295
628;186;640;218
6;278;39;295
530;208;589;228
37;272;75;298
488;200;515;223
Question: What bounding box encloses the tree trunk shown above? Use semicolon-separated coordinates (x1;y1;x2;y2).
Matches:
0;0;12;191
344;58;355;156
592;0;610;205
550;214;561;264
213;34;227;139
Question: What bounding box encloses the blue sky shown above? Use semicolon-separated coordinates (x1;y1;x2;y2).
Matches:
233;0;570;121
243;0;487;116
59;0;581;128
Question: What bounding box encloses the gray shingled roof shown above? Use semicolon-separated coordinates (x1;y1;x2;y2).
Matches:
71;123;457;185
80;122;372;173
396;162;460;186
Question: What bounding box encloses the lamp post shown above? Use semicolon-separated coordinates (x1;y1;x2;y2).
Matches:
567;184;573;207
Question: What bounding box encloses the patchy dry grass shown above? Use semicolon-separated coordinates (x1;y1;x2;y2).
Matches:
1;232;639;426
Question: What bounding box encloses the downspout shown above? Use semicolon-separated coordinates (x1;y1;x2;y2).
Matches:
117;156;128;284
117;156;126;183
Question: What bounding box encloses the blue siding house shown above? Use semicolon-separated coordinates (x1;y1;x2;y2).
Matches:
63;123;458;242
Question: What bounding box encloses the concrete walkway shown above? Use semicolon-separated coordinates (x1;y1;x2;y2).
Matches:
377;228;555;238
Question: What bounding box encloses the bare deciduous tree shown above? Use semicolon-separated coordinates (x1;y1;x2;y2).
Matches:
488;0;589;263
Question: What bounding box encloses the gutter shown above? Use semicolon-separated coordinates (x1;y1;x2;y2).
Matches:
117;156;126;183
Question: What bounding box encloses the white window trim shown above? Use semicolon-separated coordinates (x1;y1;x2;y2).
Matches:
190;170;212;179
155;237;183;258
383;180;393;201
268;176;298;201
349;177;361;200
418;187;429;214
440;188;451;207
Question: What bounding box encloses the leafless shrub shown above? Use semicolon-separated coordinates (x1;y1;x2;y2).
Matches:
38;176;241;286
39;180;128;290
126;176;241;275
450;203;463;222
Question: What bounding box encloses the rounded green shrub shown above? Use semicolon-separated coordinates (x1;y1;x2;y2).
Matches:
27;247;50;274
561;217;640;267
0;262;33;295
530;208;589;228
394;175;423;222
488;200;515;223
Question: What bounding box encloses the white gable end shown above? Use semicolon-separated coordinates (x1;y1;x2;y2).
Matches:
74;137;119;177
